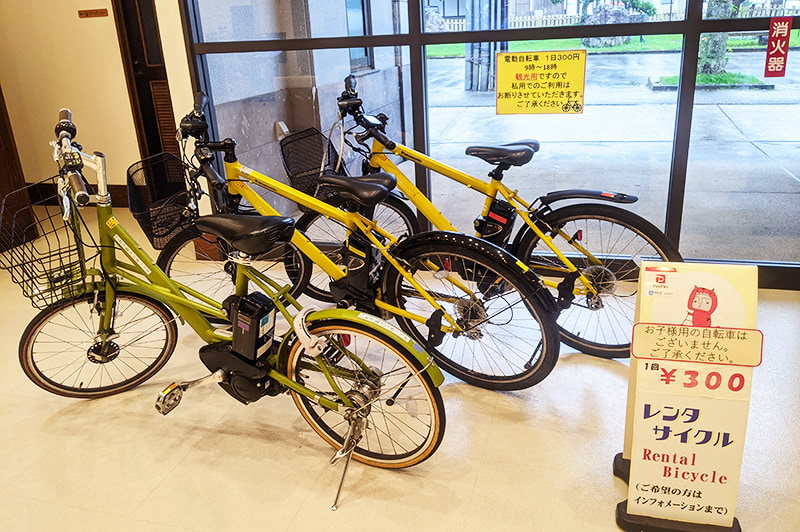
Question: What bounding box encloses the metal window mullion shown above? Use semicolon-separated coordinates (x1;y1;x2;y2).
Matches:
664;0;703;249
407;0;431;231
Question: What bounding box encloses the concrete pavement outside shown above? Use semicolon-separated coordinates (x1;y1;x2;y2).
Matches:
420;51;800;263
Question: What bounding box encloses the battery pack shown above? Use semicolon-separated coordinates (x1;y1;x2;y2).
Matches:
223;292;276;360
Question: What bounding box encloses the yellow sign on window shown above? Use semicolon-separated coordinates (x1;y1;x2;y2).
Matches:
496;50;586;115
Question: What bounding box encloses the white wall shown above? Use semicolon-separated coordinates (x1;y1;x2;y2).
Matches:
156;0;194;142
0;0;192;186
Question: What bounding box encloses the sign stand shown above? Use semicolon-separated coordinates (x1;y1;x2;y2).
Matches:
614;262;761;532
616;503;741;532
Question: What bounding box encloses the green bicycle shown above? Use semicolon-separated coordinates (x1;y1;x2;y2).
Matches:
0;110;446;508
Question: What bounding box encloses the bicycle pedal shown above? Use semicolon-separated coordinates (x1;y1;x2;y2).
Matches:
155;382;184;415
425;309;445;347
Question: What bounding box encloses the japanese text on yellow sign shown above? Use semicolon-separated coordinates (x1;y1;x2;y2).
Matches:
496;50;586;114
632;324;763;367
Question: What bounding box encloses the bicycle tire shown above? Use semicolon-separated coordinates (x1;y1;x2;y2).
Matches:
19;291;179;398
156;225;312;305
517;203;682;359
382;237;561;391
294;194;420;302
286;319;445;468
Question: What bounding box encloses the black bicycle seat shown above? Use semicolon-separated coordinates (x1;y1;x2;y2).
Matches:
348;172;397;191
318;173;395;207
503;139;540;153
194;214;295;256
465;142;538;167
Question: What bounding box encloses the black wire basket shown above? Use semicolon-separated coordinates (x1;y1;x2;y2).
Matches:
127;152;194;249
279;127;348;213
0;176;90;309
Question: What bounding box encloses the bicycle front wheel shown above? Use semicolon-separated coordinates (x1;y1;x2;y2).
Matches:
19;292;178;398
286;319;445;468
518;203;682;359
382;238;561;391
295;194;420;302
157;226;311;304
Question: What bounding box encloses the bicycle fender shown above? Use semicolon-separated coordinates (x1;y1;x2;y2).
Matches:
387;231;559;315
281;308;445;387
389;189;410;202
539;189;638;205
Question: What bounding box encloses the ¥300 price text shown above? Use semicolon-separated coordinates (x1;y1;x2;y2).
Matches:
643;363;747;393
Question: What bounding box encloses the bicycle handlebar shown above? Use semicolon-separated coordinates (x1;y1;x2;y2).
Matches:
337;77;396;150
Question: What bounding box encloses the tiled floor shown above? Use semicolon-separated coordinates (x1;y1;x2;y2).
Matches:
0;244;797;531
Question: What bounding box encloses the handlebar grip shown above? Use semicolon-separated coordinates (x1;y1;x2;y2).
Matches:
344;75;357;93
371;129;396;151
67;171;91;206
201;162;226;191
193;92;208;115
58;108;72;122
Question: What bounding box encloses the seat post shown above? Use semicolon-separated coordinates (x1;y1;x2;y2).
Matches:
488;162;511;181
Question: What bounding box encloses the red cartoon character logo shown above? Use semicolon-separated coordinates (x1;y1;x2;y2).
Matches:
683;286;718;327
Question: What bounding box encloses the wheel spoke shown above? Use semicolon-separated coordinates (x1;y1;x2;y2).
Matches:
20;293;178;398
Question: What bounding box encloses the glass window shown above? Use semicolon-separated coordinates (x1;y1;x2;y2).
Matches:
423;0;684;34
683;31;800;262
195;0;406;42
347;0;373;69
205;47;412;214
704;0;800;19
183;0;800;284
424;37;681;234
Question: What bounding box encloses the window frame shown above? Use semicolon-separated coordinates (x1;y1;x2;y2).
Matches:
177;0;800;289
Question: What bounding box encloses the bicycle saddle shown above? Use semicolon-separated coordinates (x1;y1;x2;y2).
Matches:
194;214;295;256
318;173;396;207
465;139;540;167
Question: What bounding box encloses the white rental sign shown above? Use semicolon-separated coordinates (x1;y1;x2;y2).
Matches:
620;262;761;528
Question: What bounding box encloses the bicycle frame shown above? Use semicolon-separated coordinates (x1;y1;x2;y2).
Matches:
70;151;440;410
220;158;471;333
365;139;602;299
68;152;225;343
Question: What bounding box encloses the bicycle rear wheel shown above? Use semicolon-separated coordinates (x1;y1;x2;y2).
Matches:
157;226;311;305
286;319;445;468
382;237;560;391
518;203;682;359
19;291;178;398
294;194;419;302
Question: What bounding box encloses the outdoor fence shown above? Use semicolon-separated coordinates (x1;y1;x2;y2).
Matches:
443;8;798;32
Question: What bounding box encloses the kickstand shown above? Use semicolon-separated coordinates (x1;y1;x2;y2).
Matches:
330;413;366;511
331;444;355;511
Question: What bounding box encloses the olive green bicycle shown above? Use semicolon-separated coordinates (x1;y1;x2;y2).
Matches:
0;109;446;508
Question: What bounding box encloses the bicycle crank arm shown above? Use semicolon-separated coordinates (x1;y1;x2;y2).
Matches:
155;369;226;415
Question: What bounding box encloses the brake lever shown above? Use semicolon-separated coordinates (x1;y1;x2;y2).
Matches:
354;131;372;146
58;177;72;221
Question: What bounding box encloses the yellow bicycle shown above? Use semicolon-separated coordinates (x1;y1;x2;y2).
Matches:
293;75;682;359
149;94;561;391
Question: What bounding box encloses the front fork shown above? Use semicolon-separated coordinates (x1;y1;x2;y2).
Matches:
96;284;119;343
